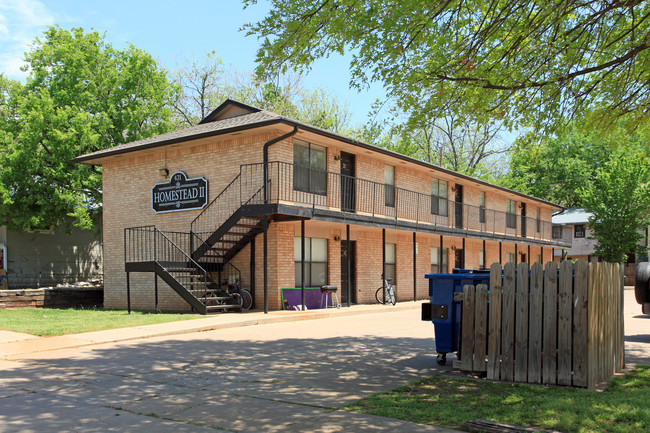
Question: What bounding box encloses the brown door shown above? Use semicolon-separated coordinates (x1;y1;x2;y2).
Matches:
340;152;356;212
341;240;356;304
454;184;463;228
455;248;464;269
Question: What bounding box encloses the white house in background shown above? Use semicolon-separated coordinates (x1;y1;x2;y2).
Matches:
552;207;599;262
0;224;103;289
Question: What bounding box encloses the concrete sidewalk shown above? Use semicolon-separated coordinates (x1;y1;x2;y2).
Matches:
0;301;424;359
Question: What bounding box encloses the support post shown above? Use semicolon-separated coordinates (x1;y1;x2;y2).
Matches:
382;228;386;304
250;238;255;310
413;232;417;302
499;242;503;265
552;248;555;262
528;245;531;263
346;224;351;308
263;217;268;314
301;220;306;310
440;235;444;273
515;244;518;263
154;274;158;312
541;246;544;264
462;237;466;268
126;272;131;314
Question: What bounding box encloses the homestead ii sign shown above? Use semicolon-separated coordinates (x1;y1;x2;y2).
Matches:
152;171;208;213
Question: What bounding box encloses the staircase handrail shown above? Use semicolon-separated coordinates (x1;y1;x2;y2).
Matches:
190;173;242;247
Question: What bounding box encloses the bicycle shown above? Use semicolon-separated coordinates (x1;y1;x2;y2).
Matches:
375;276;396;305
225;279;253;311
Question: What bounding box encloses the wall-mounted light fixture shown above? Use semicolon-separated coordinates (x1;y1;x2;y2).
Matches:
333;154;341;161
333;235;341;241
451;245;457;250
159;168;169;177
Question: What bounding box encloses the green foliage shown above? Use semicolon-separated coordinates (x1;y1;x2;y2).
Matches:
244;0;650;134
0;26;179;232
0;307;197;336
346;367;650;433
580;148;650;262
173;56;352;133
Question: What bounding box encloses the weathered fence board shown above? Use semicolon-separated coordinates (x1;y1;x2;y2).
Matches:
558;260;573;386
542;261;558;385
501;263;516;382
528;262;543;384
515;262;529;383
487;263;503;380
473;284;488;372
461;284;476;372
458;260;623;389
573;260;589;387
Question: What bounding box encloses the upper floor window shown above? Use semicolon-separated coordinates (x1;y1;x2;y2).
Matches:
385;165;395;207
574;224;586;238
479;191;486;223
552;225;563;239
294;140;326;195
431;178;448;216
506;200;517;228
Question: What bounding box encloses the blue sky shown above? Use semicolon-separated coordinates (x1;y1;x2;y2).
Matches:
0;0;386;126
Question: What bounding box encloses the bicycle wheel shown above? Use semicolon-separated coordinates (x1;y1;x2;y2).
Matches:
375;287;385;304
240;289;253;311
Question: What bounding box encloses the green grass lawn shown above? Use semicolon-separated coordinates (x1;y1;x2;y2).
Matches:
0;308;200;336
345;366;650;433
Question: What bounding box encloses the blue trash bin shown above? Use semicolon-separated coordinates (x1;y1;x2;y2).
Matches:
422;269;490;366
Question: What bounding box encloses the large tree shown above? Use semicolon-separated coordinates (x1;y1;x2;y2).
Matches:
244;0;650;133
0;26;179;232
580;148;650;262
173;54;352;133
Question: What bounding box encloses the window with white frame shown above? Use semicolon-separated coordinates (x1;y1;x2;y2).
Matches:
294;237;328;287
506;200;517;228
506;252;515;263
574;224;586;238
431;247;448;273
479;250;485;268
431;178;448;216
384;243;396;282
385;165;395;207
293;140;327;195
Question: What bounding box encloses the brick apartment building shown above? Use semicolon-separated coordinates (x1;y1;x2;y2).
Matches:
74;99;569;313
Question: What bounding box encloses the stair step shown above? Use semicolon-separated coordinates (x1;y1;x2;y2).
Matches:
206;304;241;311
166;267;199;273
234;223;262;229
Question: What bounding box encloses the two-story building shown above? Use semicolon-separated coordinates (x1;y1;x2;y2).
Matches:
74;99;569;313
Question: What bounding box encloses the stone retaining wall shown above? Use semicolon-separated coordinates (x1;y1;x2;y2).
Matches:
0;287;103;309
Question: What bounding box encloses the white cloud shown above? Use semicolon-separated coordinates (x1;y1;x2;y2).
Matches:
0;0;55;79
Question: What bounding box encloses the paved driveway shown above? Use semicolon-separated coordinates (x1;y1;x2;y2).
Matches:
0;306;460;432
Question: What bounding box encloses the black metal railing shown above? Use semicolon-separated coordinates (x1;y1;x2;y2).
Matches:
240;161;556;241
124;226;213;303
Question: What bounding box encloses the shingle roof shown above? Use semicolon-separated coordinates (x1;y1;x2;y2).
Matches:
72;110;281;163
552;207;592;225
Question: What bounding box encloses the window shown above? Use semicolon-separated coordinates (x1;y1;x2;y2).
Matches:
431;178;448;216
294;237;328;287
385;165;395;207
506;200;517;228
293;140;327;195
431;247;448;273
536;208;541;233
479;191;486;223
384;243;396;283
574;224;586;238
506;252;515;263
479;250;485;269
552;225;563;239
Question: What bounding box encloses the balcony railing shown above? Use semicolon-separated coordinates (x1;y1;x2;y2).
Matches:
239;161;558;242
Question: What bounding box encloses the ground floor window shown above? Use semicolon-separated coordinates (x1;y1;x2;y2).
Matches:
294;237;328;287
479;250;485;268
506;252;515;263
431;247;448;273
384;243;396;283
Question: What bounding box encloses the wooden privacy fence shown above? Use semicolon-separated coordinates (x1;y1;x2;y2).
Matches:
457;260;624;388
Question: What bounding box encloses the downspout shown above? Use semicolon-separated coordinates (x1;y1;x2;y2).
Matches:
263;125;299;203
